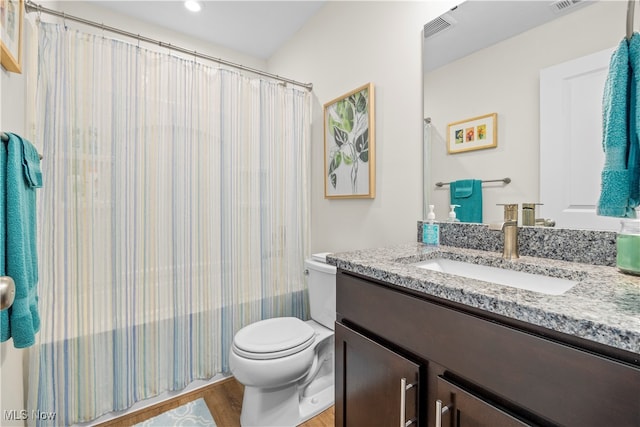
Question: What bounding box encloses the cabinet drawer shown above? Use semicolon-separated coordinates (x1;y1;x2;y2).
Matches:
337;271;640;426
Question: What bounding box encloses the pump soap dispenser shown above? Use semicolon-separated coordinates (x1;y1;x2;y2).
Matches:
422;205;440;246
447;205;461;222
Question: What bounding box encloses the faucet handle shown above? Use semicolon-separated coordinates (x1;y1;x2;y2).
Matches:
522;203;543;226
496;203;518;222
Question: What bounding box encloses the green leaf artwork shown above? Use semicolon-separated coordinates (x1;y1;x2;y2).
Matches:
326;86;370;195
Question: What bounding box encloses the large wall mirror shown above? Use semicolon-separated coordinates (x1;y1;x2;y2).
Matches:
423;0;631;230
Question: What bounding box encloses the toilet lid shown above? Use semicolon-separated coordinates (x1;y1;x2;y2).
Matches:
233;317;316;360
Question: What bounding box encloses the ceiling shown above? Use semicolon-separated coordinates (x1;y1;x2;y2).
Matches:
423;0;594;72
90;0;326;59
72;1;595;70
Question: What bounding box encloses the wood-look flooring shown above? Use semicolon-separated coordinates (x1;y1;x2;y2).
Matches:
95;377;334;427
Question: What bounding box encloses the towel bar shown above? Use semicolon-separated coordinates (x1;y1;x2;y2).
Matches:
435;177;511;188
1;132;44;160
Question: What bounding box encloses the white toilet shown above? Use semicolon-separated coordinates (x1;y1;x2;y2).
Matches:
229;253;336;427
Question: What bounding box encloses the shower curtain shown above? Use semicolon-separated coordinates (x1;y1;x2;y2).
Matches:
28;23;311;426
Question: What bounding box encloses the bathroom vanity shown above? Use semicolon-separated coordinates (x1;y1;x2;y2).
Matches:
328;239;640;427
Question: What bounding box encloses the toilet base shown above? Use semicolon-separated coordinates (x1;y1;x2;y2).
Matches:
240;383;300;427
239;381;334;427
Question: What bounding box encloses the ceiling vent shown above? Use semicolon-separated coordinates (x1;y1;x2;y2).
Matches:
550;0;584;13
423;13;456;39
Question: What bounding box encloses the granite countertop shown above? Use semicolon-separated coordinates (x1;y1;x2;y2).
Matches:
326;243;640;356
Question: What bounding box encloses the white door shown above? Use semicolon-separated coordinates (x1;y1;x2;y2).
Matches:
540;46;621;231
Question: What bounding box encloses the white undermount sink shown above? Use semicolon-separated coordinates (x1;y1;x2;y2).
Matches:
414;258;577;295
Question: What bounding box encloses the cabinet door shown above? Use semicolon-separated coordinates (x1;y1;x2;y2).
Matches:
335;322;421;427
436;376;529;427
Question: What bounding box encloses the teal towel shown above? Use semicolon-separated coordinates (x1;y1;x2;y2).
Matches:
450;179;482;223
628;33;640;212
597;35;639;217
1;133;42;348
1;138;6;341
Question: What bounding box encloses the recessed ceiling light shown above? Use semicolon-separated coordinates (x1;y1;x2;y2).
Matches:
184;1;202;12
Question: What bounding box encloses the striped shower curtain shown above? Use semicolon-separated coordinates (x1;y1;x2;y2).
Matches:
28;23;310;426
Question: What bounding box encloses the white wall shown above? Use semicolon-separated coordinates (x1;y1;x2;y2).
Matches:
425;1;626;224
269;1;459;253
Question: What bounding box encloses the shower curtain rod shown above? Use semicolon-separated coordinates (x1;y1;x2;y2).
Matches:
24;0;314;91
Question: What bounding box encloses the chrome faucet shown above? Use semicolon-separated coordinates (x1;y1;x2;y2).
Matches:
489;204;519;260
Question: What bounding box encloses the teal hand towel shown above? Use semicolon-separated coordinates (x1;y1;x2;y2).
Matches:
628;33;640;212
21;137;43;189
450;179;483;223
598;36;635;217
1;133;42;348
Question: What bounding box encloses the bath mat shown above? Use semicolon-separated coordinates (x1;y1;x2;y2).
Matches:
134;398;217;427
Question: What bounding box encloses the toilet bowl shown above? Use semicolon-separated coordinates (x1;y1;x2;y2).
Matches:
229;254;336;427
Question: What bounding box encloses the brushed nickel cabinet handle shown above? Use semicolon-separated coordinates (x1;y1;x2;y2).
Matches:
400;378;416;427
435;399;450;427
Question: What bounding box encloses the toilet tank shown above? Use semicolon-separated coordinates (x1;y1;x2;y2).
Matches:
305;253;336;330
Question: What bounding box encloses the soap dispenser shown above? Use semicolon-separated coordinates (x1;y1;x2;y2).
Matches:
617;207;640;276
422;205;440;246
427;205;436;222
447;205;461;222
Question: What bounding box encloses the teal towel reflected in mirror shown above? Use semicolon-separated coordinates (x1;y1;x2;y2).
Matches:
450;179;483;223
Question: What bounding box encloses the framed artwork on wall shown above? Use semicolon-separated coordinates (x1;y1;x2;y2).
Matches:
1;0;23;73
323;83;375;199
447;113;497;154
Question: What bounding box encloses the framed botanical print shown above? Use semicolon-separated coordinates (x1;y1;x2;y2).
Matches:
324;83;375;199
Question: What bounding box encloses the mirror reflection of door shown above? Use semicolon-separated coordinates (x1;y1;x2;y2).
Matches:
540;47;620;231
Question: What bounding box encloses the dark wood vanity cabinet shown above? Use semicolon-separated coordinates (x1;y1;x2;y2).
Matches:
335;269;640;427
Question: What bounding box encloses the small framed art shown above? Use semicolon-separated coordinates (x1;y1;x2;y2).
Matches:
447;113;497;154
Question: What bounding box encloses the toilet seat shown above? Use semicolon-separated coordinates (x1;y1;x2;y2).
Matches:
233;317;316;360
